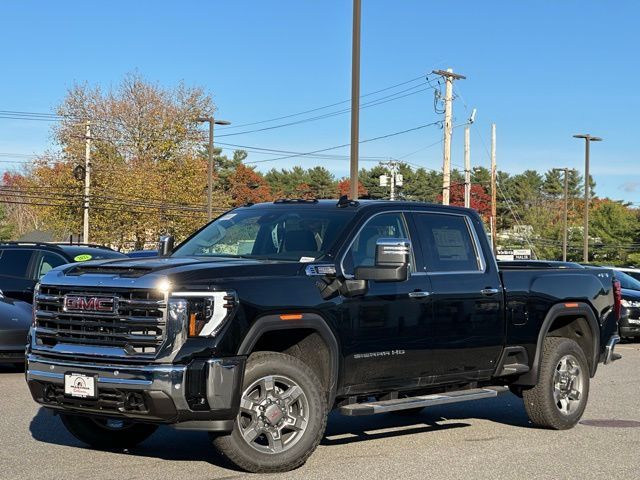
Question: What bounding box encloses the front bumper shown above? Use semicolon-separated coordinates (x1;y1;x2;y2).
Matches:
0;327;29;364
26;354;245;430
620;314;640;338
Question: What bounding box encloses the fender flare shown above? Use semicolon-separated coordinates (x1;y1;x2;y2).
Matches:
514;302;600;386
237;313;340;405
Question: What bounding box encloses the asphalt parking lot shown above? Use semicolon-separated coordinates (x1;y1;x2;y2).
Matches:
1;343;639;480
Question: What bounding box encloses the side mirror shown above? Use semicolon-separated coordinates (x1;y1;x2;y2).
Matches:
355;238;411;282
158;235;175;257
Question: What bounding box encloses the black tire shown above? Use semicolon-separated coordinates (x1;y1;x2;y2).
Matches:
60;414;158;449
212;351;327;473
522;337;590;430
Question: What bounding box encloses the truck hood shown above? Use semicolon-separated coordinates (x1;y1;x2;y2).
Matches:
41;255;309;290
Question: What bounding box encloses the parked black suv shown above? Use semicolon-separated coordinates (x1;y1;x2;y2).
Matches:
25;200;621;473
0;242;127;303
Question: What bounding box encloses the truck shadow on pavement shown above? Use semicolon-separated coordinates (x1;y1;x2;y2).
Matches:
322;393;531;446
28;408;234;468
29;393;530;467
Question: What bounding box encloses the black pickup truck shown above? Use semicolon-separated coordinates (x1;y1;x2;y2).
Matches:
25;199;621;473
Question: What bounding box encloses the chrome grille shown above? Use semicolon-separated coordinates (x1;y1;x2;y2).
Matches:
34;286;166;356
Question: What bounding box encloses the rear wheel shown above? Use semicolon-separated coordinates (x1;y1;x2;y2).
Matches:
212;351;327;473
60;414;158;449
523;337;590;430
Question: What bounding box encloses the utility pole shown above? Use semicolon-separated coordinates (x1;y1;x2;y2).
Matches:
573;134;602;263
379;160;402;201
490;123;497;253
432;68;465;205
197;117;231;221
349;0;362;200
553;167;575;262
83;121;90;243
464;126;471;208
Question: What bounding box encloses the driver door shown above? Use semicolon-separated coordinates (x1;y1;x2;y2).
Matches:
338;212;434;393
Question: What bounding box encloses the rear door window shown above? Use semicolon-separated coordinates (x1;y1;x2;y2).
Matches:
413;213;482;273
0;249;34;278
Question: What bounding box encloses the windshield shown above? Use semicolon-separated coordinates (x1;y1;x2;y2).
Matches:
614;270;640;291
173;207;354;261
61;247;128;261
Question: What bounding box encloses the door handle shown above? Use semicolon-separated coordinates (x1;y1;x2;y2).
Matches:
408;291;431;298
480;288;500;296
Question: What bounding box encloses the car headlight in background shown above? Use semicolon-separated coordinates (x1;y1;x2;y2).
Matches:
621;298;640;308
32;282;41;326
168;291;237;337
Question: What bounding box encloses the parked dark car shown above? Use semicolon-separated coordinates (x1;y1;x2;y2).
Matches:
0;242;127;303
0;292;31;365
611;270;640;340
126;249;158;258
614;266;640;282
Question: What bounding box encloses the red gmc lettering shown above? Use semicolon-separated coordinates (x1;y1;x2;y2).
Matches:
64;296;114;313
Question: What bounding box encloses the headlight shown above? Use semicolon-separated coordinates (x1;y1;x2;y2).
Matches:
168;291;237;337
621;298;640;308
32;282;41;326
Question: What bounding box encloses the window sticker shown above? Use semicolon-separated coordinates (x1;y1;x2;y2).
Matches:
432;228;469;260
73;254;93;262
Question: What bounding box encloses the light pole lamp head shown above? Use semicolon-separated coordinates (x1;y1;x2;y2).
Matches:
214;120;231;126
573;134;603;142
196;116;211;123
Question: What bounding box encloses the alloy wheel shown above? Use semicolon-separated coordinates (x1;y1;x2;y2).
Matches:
237;375;309;454
552;354;584;415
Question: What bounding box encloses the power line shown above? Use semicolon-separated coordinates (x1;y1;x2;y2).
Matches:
216;84;433;138
219;74;434;130
243;120;442;165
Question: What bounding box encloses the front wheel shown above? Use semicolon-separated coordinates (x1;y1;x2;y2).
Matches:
523;337;590;430
212;351;328;473
60;414;158;449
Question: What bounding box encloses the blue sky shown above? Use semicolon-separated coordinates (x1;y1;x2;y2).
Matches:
1;1;639;204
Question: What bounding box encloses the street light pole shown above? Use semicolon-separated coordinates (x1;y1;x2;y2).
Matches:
83;121;91;243
553;167;575;262
197;117;231;221
573;134;602;263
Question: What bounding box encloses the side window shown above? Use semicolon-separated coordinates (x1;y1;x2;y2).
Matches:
415;214;481;272
36;251;67;278
344;213;411;274
0;249;34;279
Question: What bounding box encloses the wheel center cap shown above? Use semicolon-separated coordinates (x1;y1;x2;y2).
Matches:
264;404;284;426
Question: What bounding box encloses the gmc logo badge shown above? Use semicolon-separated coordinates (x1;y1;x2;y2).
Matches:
63;295;116;314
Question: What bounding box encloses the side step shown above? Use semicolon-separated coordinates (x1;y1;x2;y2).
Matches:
338;387;508;416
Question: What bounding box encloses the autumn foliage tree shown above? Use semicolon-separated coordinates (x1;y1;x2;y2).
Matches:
337;178;368;198
437;183;491;220
227;164;273;206
20;74;238;248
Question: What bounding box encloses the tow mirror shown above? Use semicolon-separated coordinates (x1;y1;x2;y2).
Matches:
158;235;175;257
355;238;411;282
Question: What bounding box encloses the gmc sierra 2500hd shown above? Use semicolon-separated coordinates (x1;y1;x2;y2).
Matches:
26;199;622;473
